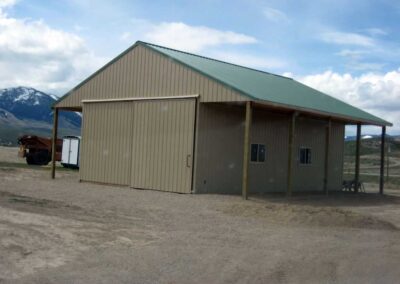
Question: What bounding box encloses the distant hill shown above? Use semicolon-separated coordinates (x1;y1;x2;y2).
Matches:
0;87;81;146
345;134;400;141
344;136;400;156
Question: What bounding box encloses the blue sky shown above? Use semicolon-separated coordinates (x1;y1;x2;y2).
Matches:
11;0;400;75
0;0;399;134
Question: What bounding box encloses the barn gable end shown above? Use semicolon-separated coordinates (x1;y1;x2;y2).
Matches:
56;44;246;108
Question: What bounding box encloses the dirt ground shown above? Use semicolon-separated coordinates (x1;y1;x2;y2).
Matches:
0;146;400;283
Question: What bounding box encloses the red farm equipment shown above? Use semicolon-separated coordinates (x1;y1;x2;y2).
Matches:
18;135;62;165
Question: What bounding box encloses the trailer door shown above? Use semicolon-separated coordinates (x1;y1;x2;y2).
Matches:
69;138;79;166
61;138;70;164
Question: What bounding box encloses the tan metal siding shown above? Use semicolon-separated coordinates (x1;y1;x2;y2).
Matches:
196;105;345;194
130;99;196;193
80;102;133;185
57;45;246;108
195;103;244;194
248;110;290;193
292;117;326;191
291;118;344;192
249;115;344;193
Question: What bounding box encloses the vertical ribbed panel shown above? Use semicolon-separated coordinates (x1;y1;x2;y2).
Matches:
249;114;345;193
195;103;244;194
292;117;326;191
328;122;345;190
79;102;133;185
248;110;290;193
57;45;245;109
130;99;196;193
195;105;345;194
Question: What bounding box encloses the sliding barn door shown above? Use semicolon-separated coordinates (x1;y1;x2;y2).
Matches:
130;99;196;193
80;102;133;185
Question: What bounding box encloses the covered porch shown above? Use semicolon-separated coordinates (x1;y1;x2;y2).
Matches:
240;101;390;199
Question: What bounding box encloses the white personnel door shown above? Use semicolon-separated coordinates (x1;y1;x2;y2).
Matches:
69;139;80;166
61;138;71;164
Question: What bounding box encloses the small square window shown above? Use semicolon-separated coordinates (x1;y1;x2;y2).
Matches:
251;144;258;162
299;147;311;164
258;144;266;162
250;144;266;163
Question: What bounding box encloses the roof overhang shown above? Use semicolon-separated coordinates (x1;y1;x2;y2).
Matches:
81;94;199;104
252;100;392;127
52;106;82;112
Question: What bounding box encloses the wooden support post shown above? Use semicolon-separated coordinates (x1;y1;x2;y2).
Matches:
324;119;331;194
386;143;390;183
51;108;59;179
242;101;252;200
354;123;361;193
287;112;296;197
379;126;386;194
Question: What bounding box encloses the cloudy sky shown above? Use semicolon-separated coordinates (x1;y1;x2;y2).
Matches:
0;0;399;134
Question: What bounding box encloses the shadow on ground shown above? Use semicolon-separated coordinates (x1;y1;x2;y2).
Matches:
248;189;400;208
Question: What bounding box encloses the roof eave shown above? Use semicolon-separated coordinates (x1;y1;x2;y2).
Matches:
53;41;145;108
254;100;392;127
53;40;393;128
143;43;391;127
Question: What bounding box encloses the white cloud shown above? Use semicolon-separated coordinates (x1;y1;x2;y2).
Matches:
263;7;289;23
141;22;257;53
73;24;88;32
297;70;400;133
320;31;375;47
345;62;384;71
120;31;131;41
121;20;258;53
365;28;387;36
336;50;384;71
0;6;104;94
120;20;285;70
336;49;368;59
0;0;16;8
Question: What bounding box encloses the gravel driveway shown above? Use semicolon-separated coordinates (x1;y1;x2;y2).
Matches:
0;147;399;283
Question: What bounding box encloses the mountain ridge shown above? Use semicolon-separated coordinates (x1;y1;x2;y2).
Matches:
0;86;81;146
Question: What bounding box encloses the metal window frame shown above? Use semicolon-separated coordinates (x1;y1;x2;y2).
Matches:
250;143;266;164
298;146;312;165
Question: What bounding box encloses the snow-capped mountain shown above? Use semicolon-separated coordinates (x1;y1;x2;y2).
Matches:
0;87;80;126
0;87;81;145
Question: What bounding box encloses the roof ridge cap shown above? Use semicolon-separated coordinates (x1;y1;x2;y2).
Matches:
140;41;292;80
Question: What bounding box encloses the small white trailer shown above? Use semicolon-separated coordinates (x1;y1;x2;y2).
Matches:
61;136;81;168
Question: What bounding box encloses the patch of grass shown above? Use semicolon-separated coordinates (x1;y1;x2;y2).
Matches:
0;167;16;172
0;124;81;146
343;174;400;189
345;138;400;156
0;161;77;172
8;196;51;207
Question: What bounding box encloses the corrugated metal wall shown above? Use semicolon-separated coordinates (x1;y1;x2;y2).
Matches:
195;103;244;194
130;99;196;193
57;45;245;109
80;102;133;185
248;110;290;193
292;118;344;192
292;117;327;191
80;98;196;193
195;104;345;194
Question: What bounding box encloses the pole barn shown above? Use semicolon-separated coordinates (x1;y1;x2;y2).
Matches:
52;41;392;196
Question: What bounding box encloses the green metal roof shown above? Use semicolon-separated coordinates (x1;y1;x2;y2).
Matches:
142;42;391;126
